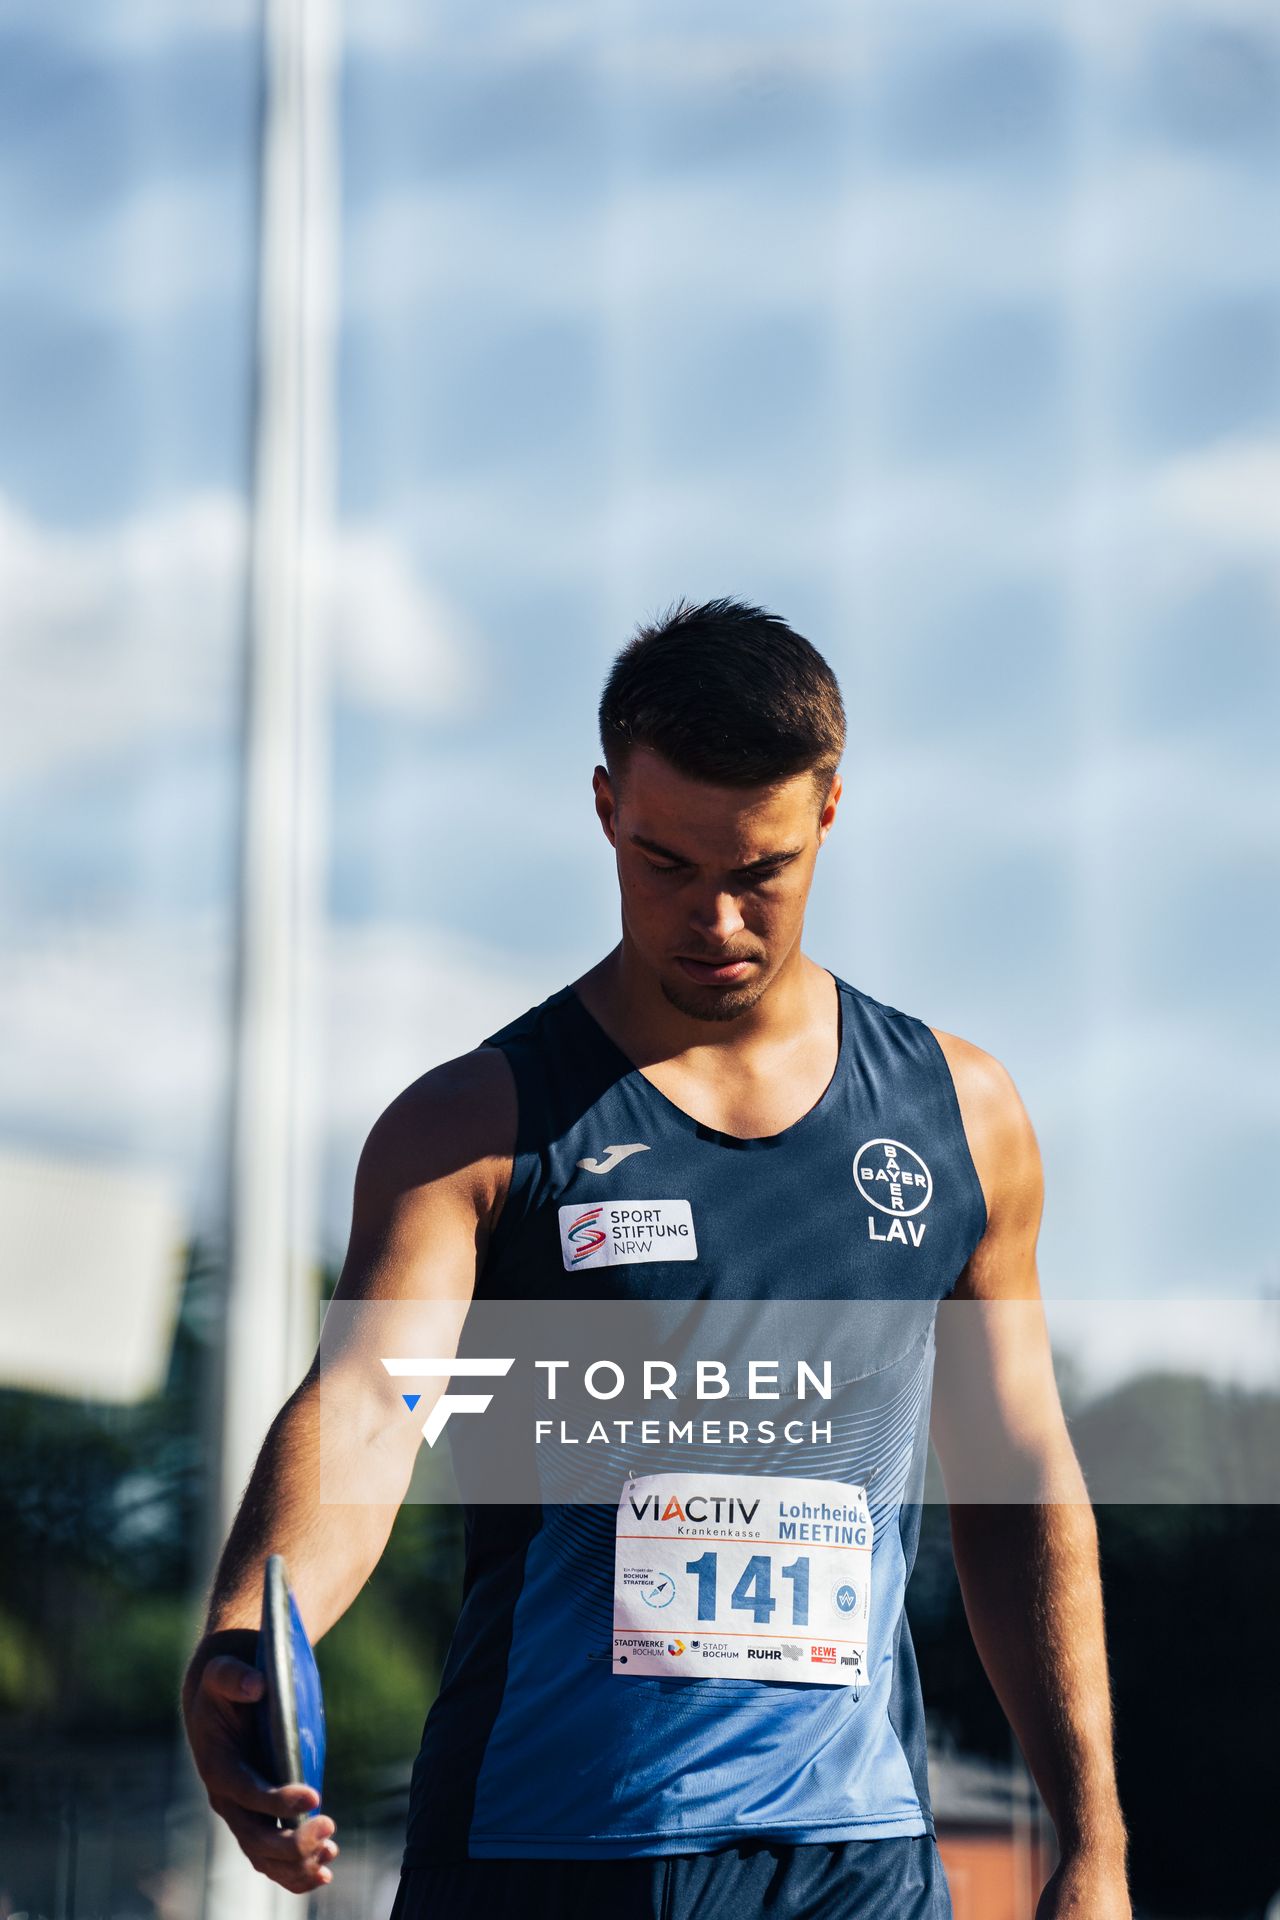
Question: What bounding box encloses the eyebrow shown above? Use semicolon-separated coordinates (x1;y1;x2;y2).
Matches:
629;834;803;871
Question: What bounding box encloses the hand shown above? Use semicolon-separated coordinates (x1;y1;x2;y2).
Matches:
182;1636;339;1896
1035;1849;1131;1920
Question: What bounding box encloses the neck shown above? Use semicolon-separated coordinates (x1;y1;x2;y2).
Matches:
579;934;825;1068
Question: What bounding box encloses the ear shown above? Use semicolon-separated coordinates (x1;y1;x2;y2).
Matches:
817;770;842;844
593;764;619;847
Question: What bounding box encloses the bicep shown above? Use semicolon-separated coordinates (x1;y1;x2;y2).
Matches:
332;1046;516;1309
309;1049;516;1451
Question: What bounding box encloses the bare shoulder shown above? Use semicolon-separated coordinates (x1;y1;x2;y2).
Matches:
324;1047;517;1315
928;1026;1043;1249
928;1026;1028;1148
351;1045;517;1241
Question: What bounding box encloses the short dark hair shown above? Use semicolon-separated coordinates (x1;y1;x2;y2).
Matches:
599;597;845;797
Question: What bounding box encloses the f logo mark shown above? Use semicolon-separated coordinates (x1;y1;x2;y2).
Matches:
381;1356;515;1445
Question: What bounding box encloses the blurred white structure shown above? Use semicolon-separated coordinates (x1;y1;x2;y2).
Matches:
207;0;339;1915
0;1147;184;1401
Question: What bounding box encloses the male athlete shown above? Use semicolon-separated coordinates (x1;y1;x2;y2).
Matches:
183;600;1130;1917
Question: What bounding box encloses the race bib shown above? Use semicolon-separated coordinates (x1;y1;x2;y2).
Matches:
613;1470;872;1687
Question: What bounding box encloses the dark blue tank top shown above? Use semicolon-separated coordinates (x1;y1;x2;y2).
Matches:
402;974;987;1863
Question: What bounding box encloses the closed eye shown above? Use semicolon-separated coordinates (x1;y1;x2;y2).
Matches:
639;853;797;881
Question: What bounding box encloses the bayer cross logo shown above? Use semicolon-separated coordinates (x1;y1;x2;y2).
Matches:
852;1138;932;1217
380;1357;513;1445
853;1139;933;1248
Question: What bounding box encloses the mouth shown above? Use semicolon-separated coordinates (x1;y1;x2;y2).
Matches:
674;955;757;986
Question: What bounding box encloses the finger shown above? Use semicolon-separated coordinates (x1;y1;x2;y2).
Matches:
228;1818;336;1878
287;1863;334;1895
214;1799;336;1862
201;1654;265;1704
215;1799;339;1880
255;1853;335;1897
265;1842;336;1896
204;1755;322;1823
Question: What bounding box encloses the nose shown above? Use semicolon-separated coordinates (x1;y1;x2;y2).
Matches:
688;889;746;949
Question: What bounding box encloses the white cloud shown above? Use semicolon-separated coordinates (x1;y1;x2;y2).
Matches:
592;22;868;89
896;0;1280;64
0;490;474;789
834;733;1280;861
1061;152;1279;289
1065;434;1280;616
0;911;233;1225
0;491;245;786
1149;435;1280;552
342;0;597;59
849;433;1280;621
0;908;556;1254
344;133;1277;363
341;1;866;76
382;430;1280;631
1063;0;1280;63
7;894;1271;1301
322;920;559;1171
323;522;477;712
17;0;257;53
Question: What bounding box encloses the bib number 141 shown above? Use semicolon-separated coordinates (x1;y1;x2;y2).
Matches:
612;1471;873;1686
685;1550;811;1626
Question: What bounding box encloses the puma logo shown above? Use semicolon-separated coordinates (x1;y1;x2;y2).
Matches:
576;1143;650;1176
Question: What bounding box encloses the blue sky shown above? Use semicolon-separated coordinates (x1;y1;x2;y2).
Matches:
1;0;1277;1304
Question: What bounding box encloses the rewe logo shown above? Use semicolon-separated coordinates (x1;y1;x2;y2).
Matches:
576;1143;650;1175
380;1356;514;1445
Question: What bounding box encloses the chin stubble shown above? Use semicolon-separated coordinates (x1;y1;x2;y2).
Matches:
659;975;771;1024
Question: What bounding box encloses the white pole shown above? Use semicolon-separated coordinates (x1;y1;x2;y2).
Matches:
205;0;338;1915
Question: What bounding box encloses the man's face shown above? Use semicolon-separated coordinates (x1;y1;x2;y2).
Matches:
593;746;842;1022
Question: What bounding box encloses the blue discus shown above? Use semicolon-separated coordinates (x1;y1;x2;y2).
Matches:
255;1554;326;1823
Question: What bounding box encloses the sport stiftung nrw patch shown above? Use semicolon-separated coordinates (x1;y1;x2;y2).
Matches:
558;1200;697;1270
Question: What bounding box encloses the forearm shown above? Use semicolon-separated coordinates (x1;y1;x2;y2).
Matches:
948;1479;1126;1865
200;1372;415;1646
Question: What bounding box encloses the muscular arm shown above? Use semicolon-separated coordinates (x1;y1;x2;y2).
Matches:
181;1045;514;1893
197;1047;513;1642
929;1032;1129;1918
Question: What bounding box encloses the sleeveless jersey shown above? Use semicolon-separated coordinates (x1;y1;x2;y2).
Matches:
401;974;987;1863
